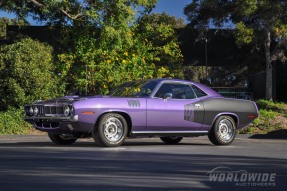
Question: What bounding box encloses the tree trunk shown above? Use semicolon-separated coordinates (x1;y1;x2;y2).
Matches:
264;30;273;101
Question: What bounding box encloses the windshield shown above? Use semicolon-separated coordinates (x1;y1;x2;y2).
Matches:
109;80;159;97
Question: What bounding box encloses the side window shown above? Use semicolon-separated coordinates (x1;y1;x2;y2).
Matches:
154;83;196;99
154;83;174;98
191;85;207;98
183;87;197;99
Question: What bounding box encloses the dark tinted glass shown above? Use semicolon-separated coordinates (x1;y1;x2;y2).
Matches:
191;85;207;98
109;80;159;97
154;83;196;99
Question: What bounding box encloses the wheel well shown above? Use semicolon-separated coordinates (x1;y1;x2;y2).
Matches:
95;112;132;135
213;114;238;127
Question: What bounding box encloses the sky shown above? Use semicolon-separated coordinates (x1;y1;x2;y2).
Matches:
152;0;190;22
0;0;191;24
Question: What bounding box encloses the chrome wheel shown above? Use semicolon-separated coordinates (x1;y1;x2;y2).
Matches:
208;115;236;145
217;119;234;142
103;117;124;142
93;113;128;147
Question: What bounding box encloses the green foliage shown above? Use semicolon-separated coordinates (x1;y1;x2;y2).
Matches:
0;0;157;26
0;108;32;134
184;0;287;100
234;22;254;46
183;66;206;83
57;12;183;94
0;38;64;110
235;0;257;16
58;25;183;94
184;0;287;50
0;0;185;134
0;17;26;38
256;99;286;113
240;99;287;134
0;1;184;96
0;0;83;25
136;13;184;76
138;12;185;29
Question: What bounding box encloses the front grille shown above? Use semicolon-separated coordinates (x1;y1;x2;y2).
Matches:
45;106;64;115
27;104;68;117
32;105;45;115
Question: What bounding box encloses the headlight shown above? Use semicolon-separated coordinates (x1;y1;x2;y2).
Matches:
29;107;34;116
33;106;39;116
63;105;70;116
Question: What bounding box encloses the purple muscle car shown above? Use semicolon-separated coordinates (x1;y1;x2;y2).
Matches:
23;79;258;147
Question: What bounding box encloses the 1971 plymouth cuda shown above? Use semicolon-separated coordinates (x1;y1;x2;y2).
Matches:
23;79;258;147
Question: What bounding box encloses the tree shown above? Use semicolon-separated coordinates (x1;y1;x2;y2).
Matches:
136;13;184;78
0;17;26;39
0;38;64;110
184;0;287;101
0;0;157;26
52;1;159;94
57;13;184;94
0;1;184;95
137;12;185;29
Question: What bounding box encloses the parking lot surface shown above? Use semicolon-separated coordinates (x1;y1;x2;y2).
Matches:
0;135;286;191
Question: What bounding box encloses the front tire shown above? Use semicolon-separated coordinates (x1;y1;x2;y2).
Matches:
93;113;128;147
208;116;236;145
160;137;183;144
48;133;77;145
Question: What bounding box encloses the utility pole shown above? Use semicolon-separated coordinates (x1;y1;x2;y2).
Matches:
86;64;88;95
205;37;208;82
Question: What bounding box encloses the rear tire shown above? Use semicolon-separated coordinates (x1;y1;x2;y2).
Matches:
160;137;183;144
93;113;128;147
48;133;77;145
208;116;236;145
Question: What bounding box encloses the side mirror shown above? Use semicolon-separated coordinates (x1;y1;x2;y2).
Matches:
164;93;173;100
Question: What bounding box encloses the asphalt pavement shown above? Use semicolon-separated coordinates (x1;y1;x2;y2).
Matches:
0;134;286;191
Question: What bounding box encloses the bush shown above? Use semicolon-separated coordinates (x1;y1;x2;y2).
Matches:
0;38;64;110
240;99;287;134
0;108;32;134
256;99;286;113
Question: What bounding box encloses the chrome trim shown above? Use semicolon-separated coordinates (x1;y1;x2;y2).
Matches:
23;115;78;122
211;113;239;127
217;118;234;142
70;115;78;122
103;117;124;142
44;105;64;116
132;131;208;134
127;100;140;107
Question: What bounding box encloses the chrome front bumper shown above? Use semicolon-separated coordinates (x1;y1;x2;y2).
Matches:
23;115;78;123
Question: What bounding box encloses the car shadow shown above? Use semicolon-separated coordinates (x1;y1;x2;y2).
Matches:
249;129;287;140
0;137;212;147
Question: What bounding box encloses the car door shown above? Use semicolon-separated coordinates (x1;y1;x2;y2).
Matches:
146;82;204;131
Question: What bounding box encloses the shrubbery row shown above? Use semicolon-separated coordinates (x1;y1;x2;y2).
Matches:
0;108;32;134
0;38;64;134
